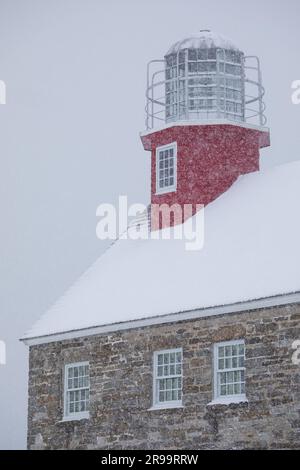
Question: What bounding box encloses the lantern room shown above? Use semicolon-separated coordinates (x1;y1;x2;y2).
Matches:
145;30;266;130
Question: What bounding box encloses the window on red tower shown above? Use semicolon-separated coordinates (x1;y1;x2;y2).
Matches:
156;142;177;195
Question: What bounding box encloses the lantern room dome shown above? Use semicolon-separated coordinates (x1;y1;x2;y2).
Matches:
166;30;240;55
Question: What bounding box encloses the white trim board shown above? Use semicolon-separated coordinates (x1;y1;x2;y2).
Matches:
20;291;300;347
140;119;270;138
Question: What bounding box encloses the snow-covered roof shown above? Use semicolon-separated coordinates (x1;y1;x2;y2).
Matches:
166;30;240;55
22;161;300;343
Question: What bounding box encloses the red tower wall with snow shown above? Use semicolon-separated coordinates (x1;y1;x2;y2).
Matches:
141;124;270;229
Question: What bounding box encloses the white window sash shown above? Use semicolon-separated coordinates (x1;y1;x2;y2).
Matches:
155;142;177;195
153;348;183;408
63;361;90;421
214;340;246;401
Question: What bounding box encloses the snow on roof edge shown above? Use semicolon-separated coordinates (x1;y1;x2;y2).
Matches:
21;159;300;345
21;290;300;346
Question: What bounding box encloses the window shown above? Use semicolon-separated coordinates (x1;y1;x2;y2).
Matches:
214;340;246;401
64;362;90;420
156;143;177;194
153;349;182;408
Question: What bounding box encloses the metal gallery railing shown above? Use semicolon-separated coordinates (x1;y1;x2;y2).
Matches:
145;52;266;131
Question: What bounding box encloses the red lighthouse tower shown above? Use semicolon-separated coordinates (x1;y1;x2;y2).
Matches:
140;30;270;229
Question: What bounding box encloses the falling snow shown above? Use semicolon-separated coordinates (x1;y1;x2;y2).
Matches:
22;160;300;341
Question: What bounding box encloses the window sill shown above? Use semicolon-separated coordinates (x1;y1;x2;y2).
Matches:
148;403;184;411
59;412;90;423
155;187;177;196
207;396;248;407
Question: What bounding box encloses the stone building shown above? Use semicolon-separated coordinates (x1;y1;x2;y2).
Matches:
22;31;300;450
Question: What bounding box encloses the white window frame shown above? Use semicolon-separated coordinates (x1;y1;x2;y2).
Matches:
212;339;247;405
63;361;90;421
151;348;183;410
156;142;177;195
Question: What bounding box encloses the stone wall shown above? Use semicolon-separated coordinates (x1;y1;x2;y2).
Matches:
27;302;300;449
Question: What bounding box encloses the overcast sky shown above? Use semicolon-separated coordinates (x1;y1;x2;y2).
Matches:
0;0;300;449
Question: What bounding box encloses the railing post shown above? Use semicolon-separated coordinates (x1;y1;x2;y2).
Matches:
257;58;264;126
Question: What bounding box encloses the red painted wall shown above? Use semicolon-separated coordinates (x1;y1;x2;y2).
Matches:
141;124;270;229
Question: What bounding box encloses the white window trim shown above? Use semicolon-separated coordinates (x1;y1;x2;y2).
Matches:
63;361;90;422
207;396;248;407
212;339;246;405
155;142;177;195
151;348;183;410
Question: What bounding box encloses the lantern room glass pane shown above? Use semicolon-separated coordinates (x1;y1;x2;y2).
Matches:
165;47;244;123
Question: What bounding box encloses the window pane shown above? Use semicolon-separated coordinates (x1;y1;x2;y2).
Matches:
188;49;197;60
208;49;216;60
166;378;172;389
227;371;234;383
238;356;244;367
198;49;207;60
218;347;225;358
225;358;231;369
219;372;226;385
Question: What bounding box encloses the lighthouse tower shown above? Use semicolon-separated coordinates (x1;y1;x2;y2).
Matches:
140;30;270;229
